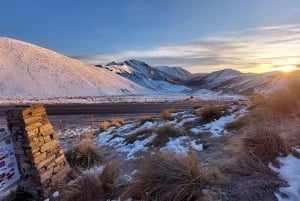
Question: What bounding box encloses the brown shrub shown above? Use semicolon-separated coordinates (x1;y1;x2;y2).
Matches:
241;124;292;164
287;79;300;98
80;131;94;140
161;109;174;121
224;116;248;131
122;152;205;201
124;128;155;145
192;104;202;110
100;161;120;197
267;89;298;115
110;118;125;127
139;116;155;126
66;139;102;168
61;162;120;201
218;153;284;201
248;93;267;110
99;121;111;132
200;105;224;122
147;125;184;147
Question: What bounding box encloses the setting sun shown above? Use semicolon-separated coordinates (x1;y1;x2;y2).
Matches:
280;65;296;73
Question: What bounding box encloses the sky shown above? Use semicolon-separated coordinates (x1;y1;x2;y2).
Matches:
1;0;300;73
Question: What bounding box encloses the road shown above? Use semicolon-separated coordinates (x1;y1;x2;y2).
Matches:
0;102;196;116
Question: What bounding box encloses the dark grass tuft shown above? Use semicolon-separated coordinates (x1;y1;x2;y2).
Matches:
66;139;102;169
241;124;292;164
60;161;120;201
147;125;184;147
161;109;175;121
122;151;206;201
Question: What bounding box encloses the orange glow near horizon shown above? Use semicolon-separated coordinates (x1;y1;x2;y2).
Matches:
279;65;296;73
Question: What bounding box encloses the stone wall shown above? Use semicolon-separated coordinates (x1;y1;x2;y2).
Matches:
6;104;70;199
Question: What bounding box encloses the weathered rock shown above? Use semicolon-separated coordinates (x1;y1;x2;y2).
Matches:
6;104;71;199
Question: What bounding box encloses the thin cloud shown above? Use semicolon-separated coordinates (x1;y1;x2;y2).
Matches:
73;24;300;73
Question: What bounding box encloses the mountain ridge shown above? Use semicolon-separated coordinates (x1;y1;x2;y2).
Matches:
0;37;147;98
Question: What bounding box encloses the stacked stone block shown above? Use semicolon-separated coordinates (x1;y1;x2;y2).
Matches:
6;104;70;199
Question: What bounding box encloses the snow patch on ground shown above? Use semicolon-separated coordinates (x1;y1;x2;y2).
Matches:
190;107;247;136
116;135;156;160
190;114;235;136
269;152;300;201
160;136;190;155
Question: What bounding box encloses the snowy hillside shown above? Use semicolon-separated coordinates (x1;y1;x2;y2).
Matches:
155;66;193;82
104;59;189;92
188;69;242;88
0;37;147;99
213;70;300;94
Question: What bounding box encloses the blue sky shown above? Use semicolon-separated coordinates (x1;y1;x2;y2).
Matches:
1;0;300;73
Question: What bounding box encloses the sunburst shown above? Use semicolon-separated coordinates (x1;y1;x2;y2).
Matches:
280;65;296;73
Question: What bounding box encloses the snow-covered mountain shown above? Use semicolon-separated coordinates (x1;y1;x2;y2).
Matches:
188;68;300;94
155;66;193;82
188;69;242;88
212;70;300;94
0;37;147;99
103;59;189;92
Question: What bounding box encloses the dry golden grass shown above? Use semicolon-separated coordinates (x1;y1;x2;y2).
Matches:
61;162;120;201
241;123;292;164
99;121;111;132
267;89;298;115
122;151;206;201
110;118;125;127
248;93;267;110
161;109;174;121
100;161;120;197
80;131;94;140
200;105;224;122
287;79;300;98
224;116;249;131
147;125;184;147
139;116;155;126
249;80;300;115
66;139;102;168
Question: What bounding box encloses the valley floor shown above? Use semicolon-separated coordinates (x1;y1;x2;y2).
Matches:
50;99;299;200
1;92;300;201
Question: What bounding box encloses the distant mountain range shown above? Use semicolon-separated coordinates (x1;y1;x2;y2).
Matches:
0;37;299;99
102;60;189;92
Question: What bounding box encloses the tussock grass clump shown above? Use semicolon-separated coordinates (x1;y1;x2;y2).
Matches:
80;131;94;140
200;105;225;122
60;173;103;201
99;119;125;132
122;152;205;201
139;116;155;126
99;121;111;132
248;93;267;110
110;118;125;127
192;104;202;110
267;89;298;115
147;125;183;147
161;109;174;121
287;79;300;98
224;116;248;131
219;153;283;201
241;124;292;164
66;139;102;168
124;128;155;145
61;162;120;201
100;161;120;197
